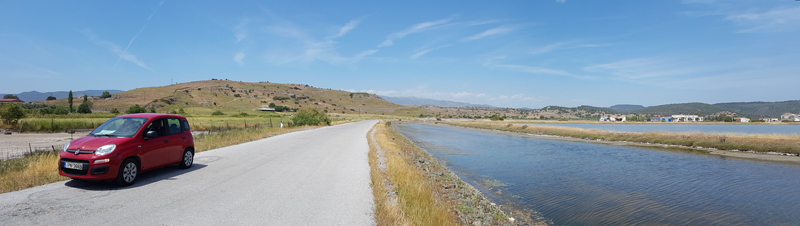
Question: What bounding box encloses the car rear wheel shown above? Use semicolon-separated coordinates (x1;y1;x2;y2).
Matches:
179;149;193;169
114;159;138;186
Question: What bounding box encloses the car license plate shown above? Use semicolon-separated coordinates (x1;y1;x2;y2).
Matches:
64;162;83;170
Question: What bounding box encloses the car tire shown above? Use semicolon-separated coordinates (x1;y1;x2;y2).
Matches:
114;159;138;186
179;148;193;169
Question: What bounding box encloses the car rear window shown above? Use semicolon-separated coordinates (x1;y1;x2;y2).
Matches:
181;120;190;131
167;118;182;135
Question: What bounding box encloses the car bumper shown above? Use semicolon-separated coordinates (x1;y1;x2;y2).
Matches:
59;156;118;181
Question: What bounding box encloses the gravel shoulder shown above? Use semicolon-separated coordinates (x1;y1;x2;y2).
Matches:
0;120;378;225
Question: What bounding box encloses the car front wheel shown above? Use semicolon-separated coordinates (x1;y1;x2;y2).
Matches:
114;159;138;186
179;149;193;169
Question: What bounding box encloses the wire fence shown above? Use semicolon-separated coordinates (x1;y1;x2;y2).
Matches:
0;144;63;161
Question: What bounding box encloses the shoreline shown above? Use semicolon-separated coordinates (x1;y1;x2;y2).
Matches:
413;120;800;165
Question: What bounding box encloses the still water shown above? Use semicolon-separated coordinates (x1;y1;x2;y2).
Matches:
523;123;800;134
395;123;800;225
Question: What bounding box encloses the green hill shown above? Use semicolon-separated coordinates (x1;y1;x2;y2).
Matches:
714;100;800;117
632;102;729;116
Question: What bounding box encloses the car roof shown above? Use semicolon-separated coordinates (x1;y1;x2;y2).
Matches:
116;113;187;120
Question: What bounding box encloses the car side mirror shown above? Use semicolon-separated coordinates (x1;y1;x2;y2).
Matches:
144;131;158;140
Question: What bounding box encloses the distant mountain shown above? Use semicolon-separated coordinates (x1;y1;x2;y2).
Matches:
713;100;800;117
609;104;645;112
632;102;729;116
380;96;495;108
0;90;125;102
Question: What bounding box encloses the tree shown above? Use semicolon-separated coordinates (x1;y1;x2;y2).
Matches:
68;90;73;112
46;96;56;101
101;91;112;99
3;94;19;99
292;107;331;126
0;104;25;125
268;103;276;108
149;107;156;113
178;108;185;114
125;104;147;114
77;101;92;114
82;94;88;102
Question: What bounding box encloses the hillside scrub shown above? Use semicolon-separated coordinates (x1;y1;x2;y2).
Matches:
448;121;800;155
292;107;331;126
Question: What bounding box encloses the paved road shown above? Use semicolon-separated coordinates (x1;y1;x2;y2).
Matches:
0;120;378;225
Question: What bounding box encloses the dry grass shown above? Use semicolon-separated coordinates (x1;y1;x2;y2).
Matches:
452;121;800;154
368;121;458;226
0;151;63;193
194;126;314;152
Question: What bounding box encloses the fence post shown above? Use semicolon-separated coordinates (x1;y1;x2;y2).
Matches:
52;145;56;153
244;120;247;129
29;143;33;155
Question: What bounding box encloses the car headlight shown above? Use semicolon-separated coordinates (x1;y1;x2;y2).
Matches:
62;142;70;152
95;144;116;156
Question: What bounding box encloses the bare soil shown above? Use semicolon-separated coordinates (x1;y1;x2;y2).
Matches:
0;131;89;160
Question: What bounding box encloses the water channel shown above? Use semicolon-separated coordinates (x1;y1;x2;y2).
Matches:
394;123;800;225
522;123;800;134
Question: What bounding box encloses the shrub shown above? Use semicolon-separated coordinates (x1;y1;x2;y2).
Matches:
77;101;92;114
149;108;156;113
46;96;56;101
170;110;177;114
110;108;120;114
292;107;331;126
100;91;112;98
0;104;25;125
125;105;147;114
211;110;224;116
234;94;241;97
178;108;185;114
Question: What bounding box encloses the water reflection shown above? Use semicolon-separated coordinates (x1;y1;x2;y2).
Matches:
395;123;800;226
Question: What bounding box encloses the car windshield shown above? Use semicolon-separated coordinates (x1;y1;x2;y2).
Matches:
90;117;147;138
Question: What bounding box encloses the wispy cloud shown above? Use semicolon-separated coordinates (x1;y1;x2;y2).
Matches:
725;7;800;33
462;27;511;42
410;44;451;59
234;52;245;65
234;19;248;42
491;64;574;77
79;29;153;72
331;18;362;39
556;0;566;3
116;0;166;68
261;14;376;65
530;42;610;55
379;17;452;47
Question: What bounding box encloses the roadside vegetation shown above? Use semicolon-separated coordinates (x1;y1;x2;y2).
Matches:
448;121;800;155
368;121;530;226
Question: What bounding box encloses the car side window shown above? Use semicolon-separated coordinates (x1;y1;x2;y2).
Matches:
167;118;182;135
144;119;167;138
181;120;190;131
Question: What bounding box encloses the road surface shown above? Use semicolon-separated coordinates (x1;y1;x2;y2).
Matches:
0;120;378;225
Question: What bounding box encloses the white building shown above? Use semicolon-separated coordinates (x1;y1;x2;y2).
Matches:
600;115;626;122
671;114;704;122
759;118;780;122
780;113;800;122
734;117;750;123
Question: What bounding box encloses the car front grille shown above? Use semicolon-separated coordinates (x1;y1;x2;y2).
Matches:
66;149;95;155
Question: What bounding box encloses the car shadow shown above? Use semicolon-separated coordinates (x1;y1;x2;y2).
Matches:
64;164;208;190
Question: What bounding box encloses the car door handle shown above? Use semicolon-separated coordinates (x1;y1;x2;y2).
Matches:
163;139;169;143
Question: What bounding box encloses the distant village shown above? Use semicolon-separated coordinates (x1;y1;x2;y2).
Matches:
599;113;800;123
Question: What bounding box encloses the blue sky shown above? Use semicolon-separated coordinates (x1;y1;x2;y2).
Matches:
1;0;798;108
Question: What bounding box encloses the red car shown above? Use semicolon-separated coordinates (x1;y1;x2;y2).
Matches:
59;113;195;186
